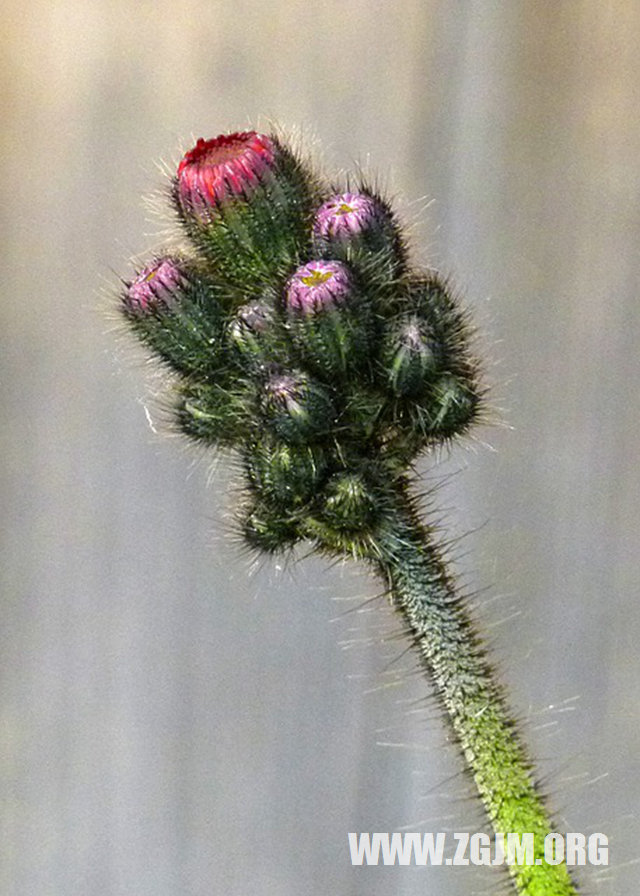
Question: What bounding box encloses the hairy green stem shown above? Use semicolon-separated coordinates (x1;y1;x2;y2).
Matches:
357;497;579;895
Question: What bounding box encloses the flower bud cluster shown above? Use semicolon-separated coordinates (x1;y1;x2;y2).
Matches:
121;130;482;552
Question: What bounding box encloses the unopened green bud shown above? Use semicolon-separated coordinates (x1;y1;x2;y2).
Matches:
321;472;378;532
429;374;479;438
382;315;440;397
245;439;327;508
242;500;300;554
177;381;253;446
228;300;280;368
404;276;473;375
260;368;336;444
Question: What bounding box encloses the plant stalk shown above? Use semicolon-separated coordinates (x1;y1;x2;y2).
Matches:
355;496;579;895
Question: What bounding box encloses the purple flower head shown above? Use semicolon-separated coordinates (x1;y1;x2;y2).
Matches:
313;192;383;243
285;260;353;314
124;258;188;314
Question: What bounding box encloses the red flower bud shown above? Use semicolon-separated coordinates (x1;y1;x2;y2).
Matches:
176;131;277;219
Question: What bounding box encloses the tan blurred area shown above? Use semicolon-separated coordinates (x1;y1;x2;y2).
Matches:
2;2;639;894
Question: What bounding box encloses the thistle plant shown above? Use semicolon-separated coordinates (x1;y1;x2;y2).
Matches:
120;129;582;895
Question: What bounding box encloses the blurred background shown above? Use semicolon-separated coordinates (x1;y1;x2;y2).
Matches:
2;2;639;894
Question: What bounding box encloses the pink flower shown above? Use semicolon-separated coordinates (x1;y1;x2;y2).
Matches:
176;131;277;218
124;258;188;313
313;192;384;242
285;260;353;314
